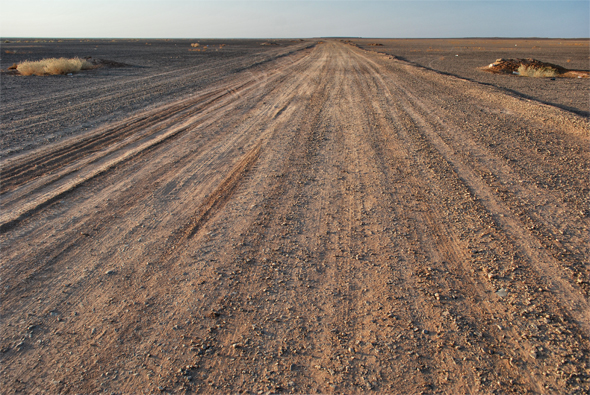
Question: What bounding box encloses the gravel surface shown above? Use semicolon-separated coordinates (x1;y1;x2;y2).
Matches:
1;39;312;157
350;38;589;117
1;40;589;394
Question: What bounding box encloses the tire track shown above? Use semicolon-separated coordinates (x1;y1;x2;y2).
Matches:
1;46;315;193
1;43;316;144
1;41;588;395
0;48;314;232
0;81;253;193
349;46;590;335
167;140;262;253
343;44;585;392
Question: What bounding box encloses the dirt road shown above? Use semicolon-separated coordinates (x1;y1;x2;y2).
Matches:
1;41;589;394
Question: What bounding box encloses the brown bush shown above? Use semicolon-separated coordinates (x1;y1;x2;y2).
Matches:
16;58;94;76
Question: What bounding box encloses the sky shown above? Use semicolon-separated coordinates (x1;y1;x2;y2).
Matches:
1;1;588;39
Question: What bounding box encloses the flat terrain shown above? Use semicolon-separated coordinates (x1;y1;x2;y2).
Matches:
1;38;311;157
1;39;589;394
350;38;589;117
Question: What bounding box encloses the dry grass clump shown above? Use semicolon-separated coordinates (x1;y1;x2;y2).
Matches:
190;43;200;48
517;64;559;78
17;57;94;76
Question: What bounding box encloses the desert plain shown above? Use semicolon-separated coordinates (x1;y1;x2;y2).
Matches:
0;38;589;394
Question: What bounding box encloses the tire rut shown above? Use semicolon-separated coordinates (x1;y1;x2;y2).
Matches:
0;48;314;232
1;41;588;395
349;46;590;334
167;141;262;253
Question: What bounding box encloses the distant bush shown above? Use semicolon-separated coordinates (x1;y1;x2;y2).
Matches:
517;65;558;78
16;57;94;76
190;43;200;47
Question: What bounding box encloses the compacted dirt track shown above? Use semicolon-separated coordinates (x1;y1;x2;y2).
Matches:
1;41;589;394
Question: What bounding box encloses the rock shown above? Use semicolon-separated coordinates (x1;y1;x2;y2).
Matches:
105;270;115;275
496;288;508;297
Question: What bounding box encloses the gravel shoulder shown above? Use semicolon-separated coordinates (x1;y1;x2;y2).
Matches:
1;40;589;394
349;38;589;117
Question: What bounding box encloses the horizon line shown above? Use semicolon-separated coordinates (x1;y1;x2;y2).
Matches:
2;36;589;40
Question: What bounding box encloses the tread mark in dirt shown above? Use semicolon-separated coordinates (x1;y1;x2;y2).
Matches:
0;123;193;233
0;80;257;195
166;141;262;254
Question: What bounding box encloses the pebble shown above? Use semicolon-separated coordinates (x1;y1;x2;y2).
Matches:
105;270;116;275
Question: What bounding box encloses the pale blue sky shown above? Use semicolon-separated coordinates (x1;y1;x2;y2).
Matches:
1;1;588;38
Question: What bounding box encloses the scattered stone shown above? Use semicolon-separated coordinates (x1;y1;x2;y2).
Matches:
496;288;508;297
105;270;116;275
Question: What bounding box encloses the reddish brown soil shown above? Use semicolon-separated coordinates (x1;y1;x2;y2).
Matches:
1;41;589;394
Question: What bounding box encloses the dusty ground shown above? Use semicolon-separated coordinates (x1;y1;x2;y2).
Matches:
1;38;311;157
350;38;589;117
1;40;589;394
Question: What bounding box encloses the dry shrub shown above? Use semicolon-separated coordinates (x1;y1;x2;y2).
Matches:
517;65;558;78
191;43;200;48
17;57;94;76
16;61;45;76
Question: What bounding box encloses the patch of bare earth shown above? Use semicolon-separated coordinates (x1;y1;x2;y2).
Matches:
1;41;589;394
